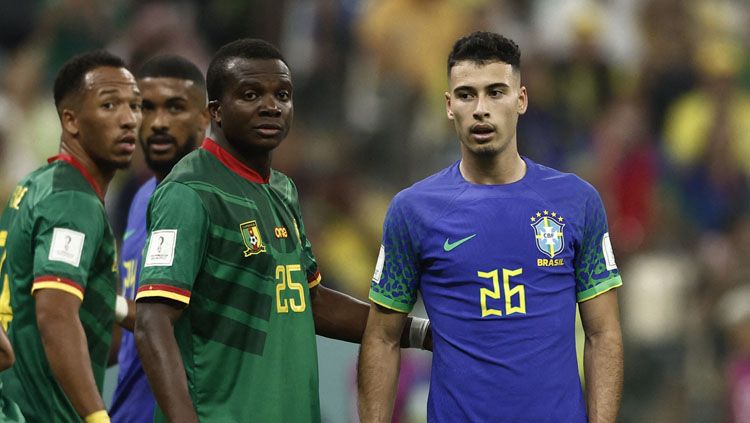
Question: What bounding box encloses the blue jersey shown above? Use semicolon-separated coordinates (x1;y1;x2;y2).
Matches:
370;158;622;422
110;177;156;422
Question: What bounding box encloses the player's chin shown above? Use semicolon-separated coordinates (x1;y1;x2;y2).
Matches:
109;154;134;170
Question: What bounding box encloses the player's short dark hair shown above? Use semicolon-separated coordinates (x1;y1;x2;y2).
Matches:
206;38;287;101
447;32;521;75
53;50;126;110
136;54;206;88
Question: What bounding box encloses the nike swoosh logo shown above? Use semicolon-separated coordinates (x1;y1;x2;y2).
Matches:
443;234;477;251
123;229;135;241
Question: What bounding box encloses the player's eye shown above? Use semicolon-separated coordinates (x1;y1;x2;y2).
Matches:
243;91;258;101
101;102;115;110
131;102;142;112
489;89;503;97
168;104;186;113
277;91;291;101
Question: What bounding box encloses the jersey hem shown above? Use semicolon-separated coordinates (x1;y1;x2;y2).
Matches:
577;275;622;302
368;291;411;313
136;283;191;304
32;276;84;301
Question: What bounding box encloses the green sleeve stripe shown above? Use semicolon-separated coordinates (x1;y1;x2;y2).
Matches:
577;275;623;302
368;290;412;314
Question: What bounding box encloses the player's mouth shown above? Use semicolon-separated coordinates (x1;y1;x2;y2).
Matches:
254;123;284;137
470;124;495;142
147;134;177;154
116;134;137;154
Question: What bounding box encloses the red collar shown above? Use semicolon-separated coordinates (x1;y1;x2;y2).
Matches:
47;154;104;199
201;138;269;184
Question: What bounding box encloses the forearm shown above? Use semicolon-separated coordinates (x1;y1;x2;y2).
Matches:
135;305;197;423
117;298;136;332
0;328;14;371
38;315;104;417
357;319;402;422
312;285;369;343
311;285;430;349
584;327;623;423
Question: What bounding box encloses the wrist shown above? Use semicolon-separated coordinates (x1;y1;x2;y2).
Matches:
408;317;430;350
84;410;110;423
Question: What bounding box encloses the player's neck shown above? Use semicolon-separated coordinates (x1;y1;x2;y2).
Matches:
209;127;272;179
58;137;116;195
459;150;526;185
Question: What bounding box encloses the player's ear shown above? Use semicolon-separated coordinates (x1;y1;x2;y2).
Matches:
445;92;454;120
208;100;221;125
517;86;528;115
60;108;79;136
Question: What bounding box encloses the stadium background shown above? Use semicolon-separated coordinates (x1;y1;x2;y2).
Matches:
0;0;748;421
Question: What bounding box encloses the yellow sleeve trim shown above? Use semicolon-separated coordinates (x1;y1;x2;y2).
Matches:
368;291;411;314
135;289;190;305
577;275;622;302
308;273;322;288
31;282;84;301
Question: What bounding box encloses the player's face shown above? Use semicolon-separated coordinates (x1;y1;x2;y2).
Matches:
138;77;208;176
211;58;293;154
446;60;527;157
75;66;142;170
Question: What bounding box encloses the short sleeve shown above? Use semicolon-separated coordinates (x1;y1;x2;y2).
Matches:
574;189;622;302
136;182;209;305
31;191;105;301
368;195;419;313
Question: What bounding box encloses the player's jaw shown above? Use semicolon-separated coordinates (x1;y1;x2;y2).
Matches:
141;131;197;174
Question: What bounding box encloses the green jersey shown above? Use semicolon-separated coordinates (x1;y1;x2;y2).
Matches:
0;155;117;422
137;139;321;422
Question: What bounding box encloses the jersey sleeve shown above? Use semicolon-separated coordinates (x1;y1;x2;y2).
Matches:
31;191;106;301
368;194;419;313
136;182;209;305
286;179;321;288
574;188;622;302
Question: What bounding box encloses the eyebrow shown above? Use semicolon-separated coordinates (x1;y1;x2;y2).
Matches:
453;82;510;93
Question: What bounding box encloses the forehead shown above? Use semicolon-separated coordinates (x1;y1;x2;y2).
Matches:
449;61;517;89
223;58;291;87
138;76;199;98
83;66;139;95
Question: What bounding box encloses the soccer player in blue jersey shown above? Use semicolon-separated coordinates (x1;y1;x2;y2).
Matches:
358;31;624;422
109;55;209;423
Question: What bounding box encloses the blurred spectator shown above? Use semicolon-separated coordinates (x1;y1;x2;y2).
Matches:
662;38;750;231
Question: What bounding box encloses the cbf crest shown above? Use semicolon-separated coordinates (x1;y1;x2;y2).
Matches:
240;220;266;257
530;210;565;258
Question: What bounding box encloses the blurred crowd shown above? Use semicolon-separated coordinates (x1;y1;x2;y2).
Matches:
0;0;748;422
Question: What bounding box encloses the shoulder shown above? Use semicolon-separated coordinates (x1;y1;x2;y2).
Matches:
392;162;464;209
161;149;215;185
525;159;600;201
269;169;296;195
132;177;158;207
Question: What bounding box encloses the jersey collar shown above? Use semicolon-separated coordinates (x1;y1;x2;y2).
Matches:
201;138;269;184
47;154;104;199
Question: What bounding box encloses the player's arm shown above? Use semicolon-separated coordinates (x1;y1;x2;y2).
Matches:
0;325;14;371
579;289;623;423
135;300;197;423
35;289;107;420
357;302;407;422
310;285;430;349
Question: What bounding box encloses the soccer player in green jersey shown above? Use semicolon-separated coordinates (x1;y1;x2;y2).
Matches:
0;51;142;423
134;39;431;422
